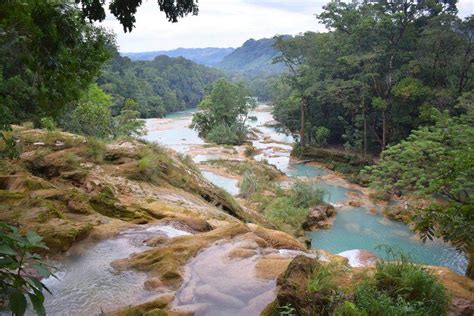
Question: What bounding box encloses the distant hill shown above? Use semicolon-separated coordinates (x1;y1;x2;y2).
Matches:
215;37;286;77
121;47;235;66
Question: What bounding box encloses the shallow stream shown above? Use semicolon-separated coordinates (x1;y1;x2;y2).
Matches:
146;105;467;274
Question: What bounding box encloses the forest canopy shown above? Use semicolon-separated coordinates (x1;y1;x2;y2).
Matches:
272;0;473;153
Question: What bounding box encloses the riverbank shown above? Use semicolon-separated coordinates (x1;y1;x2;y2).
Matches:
1;107;472;315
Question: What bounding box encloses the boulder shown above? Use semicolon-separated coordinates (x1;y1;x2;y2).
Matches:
302;204;337;231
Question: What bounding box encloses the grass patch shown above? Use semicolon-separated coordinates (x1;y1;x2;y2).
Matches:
86;137;106;163
264;197;308;234
352;248;449;316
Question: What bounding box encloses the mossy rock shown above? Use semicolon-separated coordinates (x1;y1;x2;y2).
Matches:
0;189;26;202
33;219;93;253
114;295;174;316
89;187;136;219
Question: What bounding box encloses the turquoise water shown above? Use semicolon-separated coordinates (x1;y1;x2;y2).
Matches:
143;109;203;152
308;207;468;274
201;171;240;196
142;106;468;275
286;163;328;178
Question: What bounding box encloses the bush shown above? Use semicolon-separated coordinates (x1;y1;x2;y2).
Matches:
40;117;56;131
353;249;449;315
264;197;308;234
239;170;259;198
314;126;330;146
86;137;106;163
66;101;111;139
291;180;327;208
0;224;54;315
206;123;243;145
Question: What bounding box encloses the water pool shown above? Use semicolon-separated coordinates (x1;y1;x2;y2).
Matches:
201;171;240;196
308;207;468;274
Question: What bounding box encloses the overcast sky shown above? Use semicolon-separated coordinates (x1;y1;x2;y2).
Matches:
100;0;474;53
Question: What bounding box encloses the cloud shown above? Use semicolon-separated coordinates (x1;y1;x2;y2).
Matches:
100;0;474;53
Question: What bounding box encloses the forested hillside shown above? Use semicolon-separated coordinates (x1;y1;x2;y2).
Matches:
216;37;286;77
97;50;223;118
122;47;235;66
272;1;473;154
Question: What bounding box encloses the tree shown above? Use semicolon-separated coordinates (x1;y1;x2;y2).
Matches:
272;1;473;154
97;52;222;118
364;111;474;278
0;2;113;124
75;0;199;32
191;79;256;144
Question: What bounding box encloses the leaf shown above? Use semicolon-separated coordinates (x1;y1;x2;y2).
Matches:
8;289;27;316
26;231;42;245
32;263;51;278
28;292;46;316
0;244;17;256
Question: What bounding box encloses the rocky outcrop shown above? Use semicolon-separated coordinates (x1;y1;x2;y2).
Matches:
1;128;275;255
302;203;337;230
262;255;326;316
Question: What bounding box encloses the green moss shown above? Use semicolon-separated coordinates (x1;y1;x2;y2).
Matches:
0;190;26;201
36;221;93;253
89;187;136;219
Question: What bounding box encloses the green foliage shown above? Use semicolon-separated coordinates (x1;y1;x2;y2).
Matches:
314;127;330;147
98;53;222;118
206;123;242;145
333;301;366;316
308;263;335;293
0;224;54;315
191;79;256;144
86;137;106;163
0;2;113;125
239;171;259;198
40;118;56;132
278;303;297;316
111;102;145;138
66;101;112;139
364;112;474;277
75;0;198;32
272;3;474;152
264;197;308;234
291;180;327;208
353;249;449;316
364;113;474;201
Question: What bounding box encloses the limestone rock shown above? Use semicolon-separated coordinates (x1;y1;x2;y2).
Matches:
302;203;337;231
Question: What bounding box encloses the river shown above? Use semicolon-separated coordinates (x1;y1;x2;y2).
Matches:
144;104;468;275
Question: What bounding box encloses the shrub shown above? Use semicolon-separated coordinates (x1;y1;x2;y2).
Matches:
239;170;259;198
86;137;106;163
353;249;449;315
66;101;111;139
264;197;308;234
314;126;330;146
0;224;54;315
291;180;327;208
40;117;56;131
308;263;336;293
206;123;243;145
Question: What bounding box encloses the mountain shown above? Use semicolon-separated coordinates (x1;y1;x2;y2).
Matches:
121;47;235;66
215;37;286;77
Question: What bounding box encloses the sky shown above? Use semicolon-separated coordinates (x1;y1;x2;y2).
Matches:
99;0;474;53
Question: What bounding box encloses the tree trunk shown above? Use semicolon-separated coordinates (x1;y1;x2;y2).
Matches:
300;97;306;149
